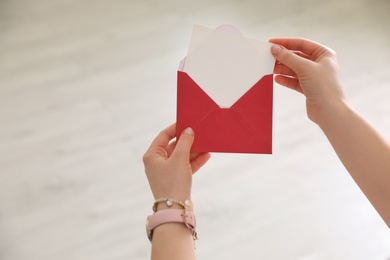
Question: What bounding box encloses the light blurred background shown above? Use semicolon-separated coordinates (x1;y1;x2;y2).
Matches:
1;0;390;259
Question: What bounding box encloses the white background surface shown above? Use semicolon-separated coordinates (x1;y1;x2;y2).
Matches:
1;0;390;259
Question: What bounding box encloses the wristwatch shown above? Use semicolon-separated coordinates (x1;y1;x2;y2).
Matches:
146;209;197;241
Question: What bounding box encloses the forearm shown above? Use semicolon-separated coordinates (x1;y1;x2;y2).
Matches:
318;100;390;226
151;223;196;260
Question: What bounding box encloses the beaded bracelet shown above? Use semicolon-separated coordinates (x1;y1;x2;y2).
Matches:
152;198;191;212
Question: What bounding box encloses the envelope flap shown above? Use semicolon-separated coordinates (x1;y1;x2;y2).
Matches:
177;71;219;132
232;74;273;138
191;108;271;153
232;74;273;110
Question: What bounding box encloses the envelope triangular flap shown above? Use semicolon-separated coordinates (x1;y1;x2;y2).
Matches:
232;74;273;145
191;109;271;153
177;72;273;153
183;25;274;108
177;71;219;132
188;74;273;153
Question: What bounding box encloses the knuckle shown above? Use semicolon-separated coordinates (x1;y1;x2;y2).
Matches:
142;152;151;163
278;49;289;60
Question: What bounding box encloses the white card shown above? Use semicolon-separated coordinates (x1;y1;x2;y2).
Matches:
182;25;275;108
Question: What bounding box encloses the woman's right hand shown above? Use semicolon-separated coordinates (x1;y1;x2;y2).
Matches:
269;38;347;125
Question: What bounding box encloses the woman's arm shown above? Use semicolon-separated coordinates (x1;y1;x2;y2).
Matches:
151;223;197;260
318;100;390;226
269;38;390;227
143;124;211;259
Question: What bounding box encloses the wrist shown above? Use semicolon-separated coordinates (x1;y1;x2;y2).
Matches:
312;97;349;126
146;198;198;243
147;209;197;241
316;98;351;129
156;203;184;211
152;198;193;212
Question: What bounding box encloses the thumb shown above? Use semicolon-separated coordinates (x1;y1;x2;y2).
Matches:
271;45;311;74
171;127;194;160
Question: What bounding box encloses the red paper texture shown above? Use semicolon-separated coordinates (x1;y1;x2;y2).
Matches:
176;25;274;154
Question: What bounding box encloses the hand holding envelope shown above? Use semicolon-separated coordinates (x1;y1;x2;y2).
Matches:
176;25;275;154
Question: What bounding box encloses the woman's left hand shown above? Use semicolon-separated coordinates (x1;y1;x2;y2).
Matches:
143;123;211;206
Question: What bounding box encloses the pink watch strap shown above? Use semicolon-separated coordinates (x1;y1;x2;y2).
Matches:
147;209;196;240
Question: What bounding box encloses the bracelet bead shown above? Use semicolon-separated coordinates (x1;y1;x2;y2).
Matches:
152;198;191;212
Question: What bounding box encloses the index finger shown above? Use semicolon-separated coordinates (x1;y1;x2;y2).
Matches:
148;123;177;152
269;38;329;57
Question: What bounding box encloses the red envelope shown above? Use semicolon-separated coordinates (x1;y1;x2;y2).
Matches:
177;72;273;154
176;25;274;154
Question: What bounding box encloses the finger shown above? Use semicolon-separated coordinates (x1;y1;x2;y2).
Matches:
274;75;303;94
191;152;211;174
292;50;312;60
269;38;328;57
190;152;202;161
166;140;177;157
167;140;204;159
171;127;195;161
274;62;297;77
271;44;312;75
149;123;176;152
274;49;313;76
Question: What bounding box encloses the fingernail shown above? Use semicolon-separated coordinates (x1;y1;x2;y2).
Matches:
183;127;194;136
271;45;281;55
